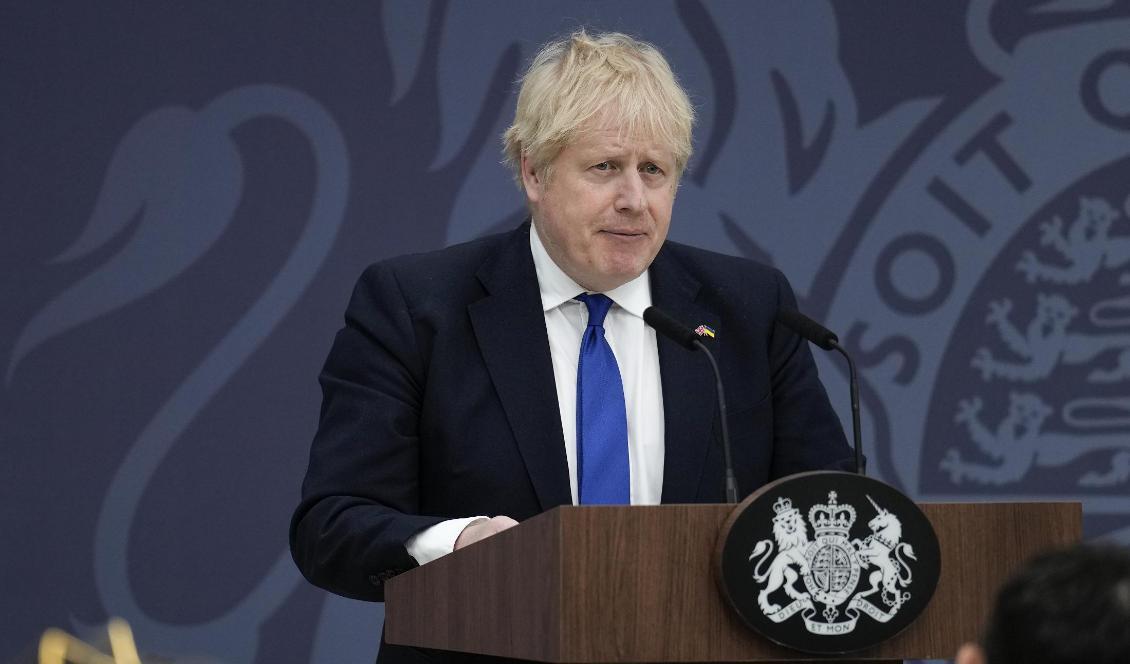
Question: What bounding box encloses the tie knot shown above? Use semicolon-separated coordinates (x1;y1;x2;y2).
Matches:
576;293;615;328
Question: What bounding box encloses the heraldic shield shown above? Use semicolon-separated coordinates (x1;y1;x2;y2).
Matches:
716;471;941;654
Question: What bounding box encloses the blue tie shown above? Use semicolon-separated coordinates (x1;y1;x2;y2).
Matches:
575;293;630;504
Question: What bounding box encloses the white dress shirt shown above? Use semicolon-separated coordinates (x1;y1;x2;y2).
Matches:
406;223;665;564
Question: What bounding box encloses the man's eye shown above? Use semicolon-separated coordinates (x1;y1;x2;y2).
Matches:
593;162;611;171
642;163;663;175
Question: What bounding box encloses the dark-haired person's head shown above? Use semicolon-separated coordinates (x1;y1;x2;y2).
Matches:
956;544;1130;664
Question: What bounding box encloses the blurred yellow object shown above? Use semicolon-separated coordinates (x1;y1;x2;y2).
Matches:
39;618;141;664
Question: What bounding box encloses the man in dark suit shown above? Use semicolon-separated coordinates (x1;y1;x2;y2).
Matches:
291;29;853;662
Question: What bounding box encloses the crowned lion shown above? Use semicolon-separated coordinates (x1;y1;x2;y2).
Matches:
749;497;811;614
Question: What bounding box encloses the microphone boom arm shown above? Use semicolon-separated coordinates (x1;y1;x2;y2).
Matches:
829;340;865;475
693;338;739;503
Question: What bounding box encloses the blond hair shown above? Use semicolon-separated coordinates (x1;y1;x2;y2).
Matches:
502;30;695;184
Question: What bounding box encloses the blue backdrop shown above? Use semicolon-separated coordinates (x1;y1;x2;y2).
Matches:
4;1;1130;661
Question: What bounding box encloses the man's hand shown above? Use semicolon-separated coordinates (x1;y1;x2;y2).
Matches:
454;516;519;550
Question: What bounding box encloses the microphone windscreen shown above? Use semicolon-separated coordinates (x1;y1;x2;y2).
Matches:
643;306;699;351
776;308;839;351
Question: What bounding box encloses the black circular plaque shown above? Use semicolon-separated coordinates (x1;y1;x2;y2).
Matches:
716;471;941;654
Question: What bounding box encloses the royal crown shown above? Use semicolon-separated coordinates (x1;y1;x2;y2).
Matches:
773;496;794;514
771;495;799;522
808;490;856;538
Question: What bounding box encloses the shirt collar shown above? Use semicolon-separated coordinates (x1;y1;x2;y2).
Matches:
530;221;652;318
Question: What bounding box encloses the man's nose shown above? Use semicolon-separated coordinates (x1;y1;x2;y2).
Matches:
615;171;646;214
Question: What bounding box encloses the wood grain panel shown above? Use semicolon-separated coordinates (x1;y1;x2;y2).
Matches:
385;502;1081;662
386;510;562;661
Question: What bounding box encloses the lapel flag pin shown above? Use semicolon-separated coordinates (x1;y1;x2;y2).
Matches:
694;324;716;339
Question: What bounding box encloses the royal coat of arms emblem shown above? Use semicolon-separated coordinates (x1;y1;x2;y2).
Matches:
718;472;940;654
750;491;917;634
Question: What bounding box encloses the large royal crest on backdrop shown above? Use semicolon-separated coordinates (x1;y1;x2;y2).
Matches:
716;472;940;654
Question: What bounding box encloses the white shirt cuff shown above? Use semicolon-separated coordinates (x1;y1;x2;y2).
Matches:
405;516;488;565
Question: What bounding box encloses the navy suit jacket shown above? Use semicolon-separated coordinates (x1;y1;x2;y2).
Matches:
290;221;852;606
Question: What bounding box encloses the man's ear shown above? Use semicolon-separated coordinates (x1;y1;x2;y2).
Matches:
520;154;543;204
955;642;986;664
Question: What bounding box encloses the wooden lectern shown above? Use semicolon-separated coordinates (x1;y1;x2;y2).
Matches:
385;503;1080;662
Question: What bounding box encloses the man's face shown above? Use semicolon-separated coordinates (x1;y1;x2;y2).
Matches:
522;124;677;293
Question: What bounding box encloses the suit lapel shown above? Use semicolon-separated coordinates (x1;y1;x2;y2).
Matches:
469;224;572;511
649;249;720;504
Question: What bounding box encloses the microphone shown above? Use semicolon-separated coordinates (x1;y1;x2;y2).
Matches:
642;305;699;350
643;306;739;503
775;309;865;475
775;308;838;351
